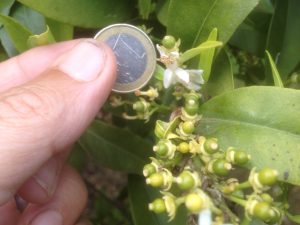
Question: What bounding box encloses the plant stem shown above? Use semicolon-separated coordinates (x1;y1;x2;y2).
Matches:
236;181;252;190
224;195;246;207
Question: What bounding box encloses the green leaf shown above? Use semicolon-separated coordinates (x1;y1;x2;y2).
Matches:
0;14;32;52
198;86;300;185
167;0;260;50
18;0;134;28
199;28;218;82
46;18;73;41
0;28;18;56
68;142;87;172
79;120;152;174
11;4;46;34
156;0;170;27
0;0;15;16
138;0;153;20
27;26;55;48
286;212;300;223
154;64;165;81
128;175;188;225
204;49;234;97
265;50;284;87
179;41;222;65
266;0;300;79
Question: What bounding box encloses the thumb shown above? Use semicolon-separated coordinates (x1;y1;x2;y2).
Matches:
0;39;116;204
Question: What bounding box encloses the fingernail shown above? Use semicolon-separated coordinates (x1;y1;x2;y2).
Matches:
31;210;63;225
56;40;106;82
33;158;61;197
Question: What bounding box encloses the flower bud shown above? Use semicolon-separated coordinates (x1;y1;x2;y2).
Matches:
258;168;278;186
135;87;159;101
225;148;250;165
260;193;273;204
177;142;190;154
149;198;166;214
204;138;219;154
208;159;232;176
143;164;157;177
175;170;200;190
162;35;176;49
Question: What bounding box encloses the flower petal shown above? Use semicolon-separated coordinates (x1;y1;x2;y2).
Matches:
156;44;167;57
198;209;212;225
163;69;174;88
188;69;205;84
175;68;190;83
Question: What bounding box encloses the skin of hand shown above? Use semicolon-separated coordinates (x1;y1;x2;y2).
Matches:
0;39;117;225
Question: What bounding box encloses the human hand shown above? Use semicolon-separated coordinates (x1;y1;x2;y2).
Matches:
0;39;117;225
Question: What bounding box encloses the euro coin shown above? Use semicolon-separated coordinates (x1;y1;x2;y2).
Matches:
94;24;156;93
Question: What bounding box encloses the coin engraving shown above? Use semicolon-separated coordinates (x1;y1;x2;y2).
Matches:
94;24;156;93
106;33;147;84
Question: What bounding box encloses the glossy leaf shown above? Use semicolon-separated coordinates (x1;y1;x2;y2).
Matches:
46;18;73;41
0;0;15;16
128;175;187;225
167;0;260;50
199;28;218;82
0;14;32;52
11;4;46;34
198;86;300;185
156;0;170;27
286;212;300;223
79;120;152;174
266;0;300;79
0;28;18;56
18;0;134;28
179;41;222;65
265;50;283;87
138;0;153;20
204;49;234;97
27;26;55;48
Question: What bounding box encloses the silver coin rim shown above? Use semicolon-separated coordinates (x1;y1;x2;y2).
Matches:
94;24;156;93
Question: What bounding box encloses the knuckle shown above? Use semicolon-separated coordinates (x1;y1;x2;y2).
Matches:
0;85;63;125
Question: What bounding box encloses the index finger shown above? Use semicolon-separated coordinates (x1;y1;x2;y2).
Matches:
0;39;81;93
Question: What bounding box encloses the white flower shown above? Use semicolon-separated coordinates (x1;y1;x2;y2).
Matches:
198;209;233;225
198;209;212;225
156;44;204;90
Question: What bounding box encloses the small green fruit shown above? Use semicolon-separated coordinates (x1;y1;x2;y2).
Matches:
177;142;190;154
258;168;278;186
212;159;232;176
253;202;271;222
146;172;164;187
154;142;168;157
177;171;195;190
149;198;166;214
182;121;195;134
162;35;176;49
143;164;157;177
234;150;250;165
204;138;219;154
133;101;145;113
185;193;203;213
